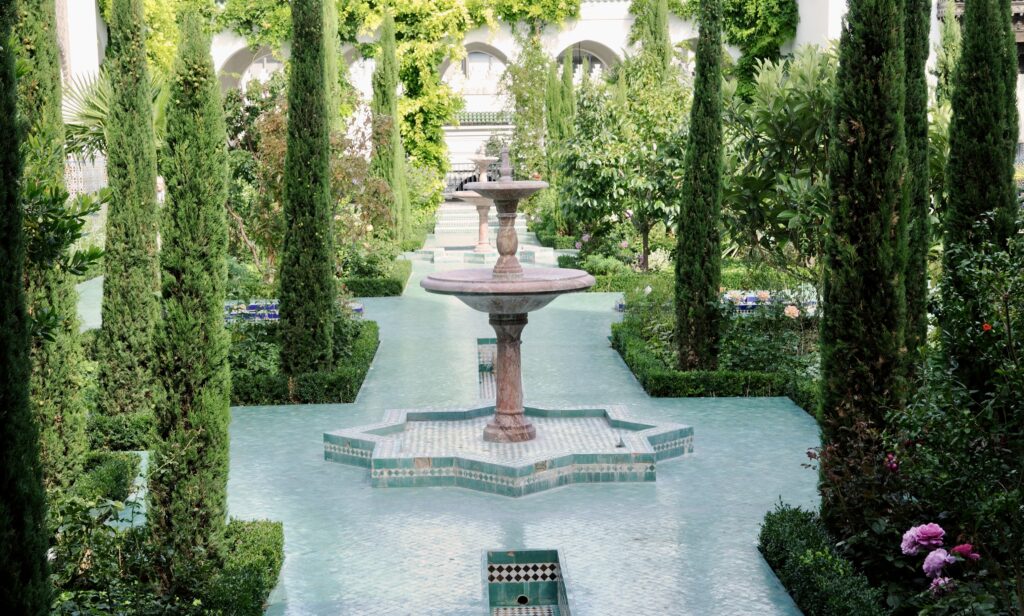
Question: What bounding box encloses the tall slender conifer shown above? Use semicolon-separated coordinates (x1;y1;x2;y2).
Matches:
674;0;723;370
370;12;411;241
0;1;50;610
99;0;161;427
15;0;88;487
279;0;336;375
819;0;908;540
904;0;931;373
150;12;232;593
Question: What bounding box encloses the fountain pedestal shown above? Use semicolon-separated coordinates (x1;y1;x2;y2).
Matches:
422;149;594;443
455;154;498;253
484;313;534;442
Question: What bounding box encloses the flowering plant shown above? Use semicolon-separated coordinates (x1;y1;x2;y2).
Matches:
901;523;981;596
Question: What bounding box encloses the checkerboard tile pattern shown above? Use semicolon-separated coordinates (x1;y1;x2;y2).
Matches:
323;405;693;497
488;563;561;583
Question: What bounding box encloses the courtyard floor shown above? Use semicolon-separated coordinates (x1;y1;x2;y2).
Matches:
224;257;819;615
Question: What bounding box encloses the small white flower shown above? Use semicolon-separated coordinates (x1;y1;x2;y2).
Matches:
643;285;652;296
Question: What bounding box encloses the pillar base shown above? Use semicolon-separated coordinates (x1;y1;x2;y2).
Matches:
483;418;537;443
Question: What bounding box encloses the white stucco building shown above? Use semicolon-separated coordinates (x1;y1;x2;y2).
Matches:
58;0;1024;178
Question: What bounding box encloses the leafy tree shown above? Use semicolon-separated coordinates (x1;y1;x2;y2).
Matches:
818;0;908;564
150;12;232;594
98;0;161;434
370;12;411;240
14;0;93;492
503;32;551;181
932;0;961;106
943;0;1019;406
721;47;836;287
278;0;336;375
674;0;724;370
558;73;629;229
621;0;690;269
0;1;50;609
904;0;930;372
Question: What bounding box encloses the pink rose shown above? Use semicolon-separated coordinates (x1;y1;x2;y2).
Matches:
923;548;956;578
951;544;980;561
929;576;953;595
902;523;946;555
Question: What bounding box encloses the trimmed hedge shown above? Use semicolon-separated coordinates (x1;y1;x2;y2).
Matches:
74;451;140;502
536;229;577;249
611;321;818;414
231;320;379;405
203;519;285;616
342;259;412;297
759;503;887;616
87;410;154;451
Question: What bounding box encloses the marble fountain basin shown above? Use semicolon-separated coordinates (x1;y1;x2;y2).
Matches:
420;267;595;314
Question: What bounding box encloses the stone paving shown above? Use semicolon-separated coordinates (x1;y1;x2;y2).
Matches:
76;255;820;614
226;260;819;615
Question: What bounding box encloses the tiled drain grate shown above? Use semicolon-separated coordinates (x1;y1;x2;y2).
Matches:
492;607;557;615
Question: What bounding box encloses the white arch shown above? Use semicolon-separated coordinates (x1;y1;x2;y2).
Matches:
555;39;621;69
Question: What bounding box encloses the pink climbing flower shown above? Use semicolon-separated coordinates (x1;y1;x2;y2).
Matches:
923;549;956;578
951;544;981;561
756;290;771;302
574;241;582;250
581;233;591;242
783;305;801;319
619;240;629;249
929;576;954;595
902;523;946;555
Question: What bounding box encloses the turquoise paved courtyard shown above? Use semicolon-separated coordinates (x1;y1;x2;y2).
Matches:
210;260;820;615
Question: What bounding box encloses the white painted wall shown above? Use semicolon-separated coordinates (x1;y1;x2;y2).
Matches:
63;0;105;80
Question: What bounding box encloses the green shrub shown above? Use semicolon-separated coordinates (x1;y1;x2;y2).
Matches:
759;503;887;616
87;410;154;451
720;259;803;290
342;259;412;297
74;451;140;502
611;320;819;413
231;320;379;405
202;519;284;616
580;254;631;276
556;254;579;268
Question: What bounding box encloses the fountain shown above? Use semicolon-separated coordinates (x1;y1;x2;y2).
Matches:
421;149;594;442
323;148;693;496
453;154;498;254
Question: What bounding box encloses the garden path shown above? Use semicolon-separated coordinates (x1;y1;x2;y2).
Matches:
75;257;820;614
228;261;820;615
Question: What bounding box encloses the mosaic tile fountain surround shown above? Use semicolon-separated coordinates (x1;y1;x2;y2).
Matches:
215;260;821;614
324;405;693;496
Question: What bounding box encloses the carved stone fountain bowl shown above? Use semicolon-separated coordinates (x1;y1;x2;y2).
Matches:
464;180;548;201
420;267;595;314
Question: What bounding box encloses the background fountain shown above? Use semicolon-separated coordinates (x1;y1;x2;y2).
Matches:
421;148;595;442
453;154;498;253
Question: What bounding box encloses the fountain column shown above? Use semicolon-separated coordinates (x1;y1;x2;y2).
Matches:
484;313;535;442
493;199;523;278
468;155;496;253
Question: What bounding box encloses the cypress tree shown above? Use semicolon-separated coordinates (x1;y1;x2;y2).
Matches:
674;0;723;371
279;0;336;375
15;0;88;489
997;0;1018;242
545;63;564;147
370;12;411;241
943;0;1018;402
933;0;962;106
98;0;161;428
561;55;576;125
629;0;672;74
150;12;231;593
819;0;907;541
0;1;50;609
904;0;931;373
